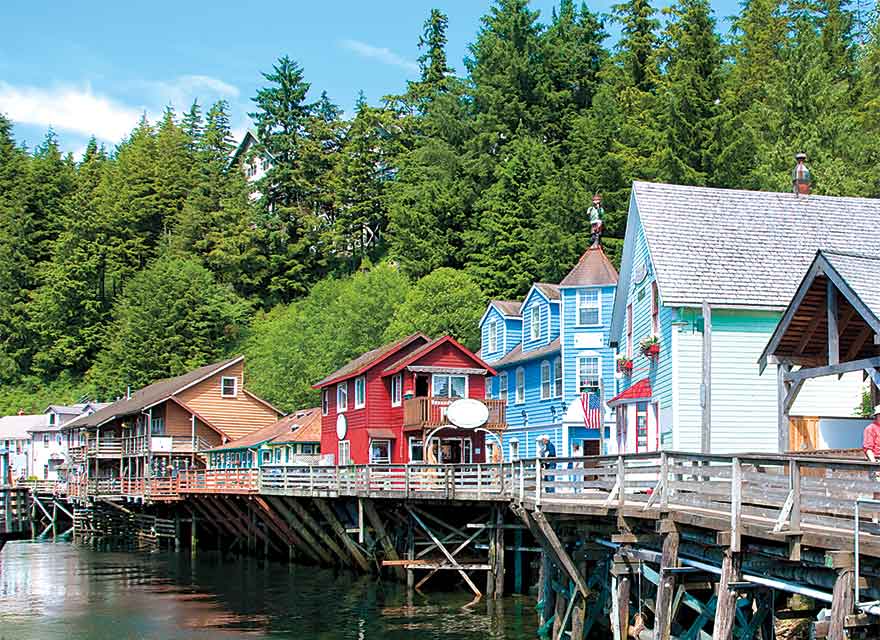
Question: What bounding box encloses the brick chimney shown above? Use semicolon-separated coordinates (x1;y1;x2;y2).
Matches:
792;152;811;195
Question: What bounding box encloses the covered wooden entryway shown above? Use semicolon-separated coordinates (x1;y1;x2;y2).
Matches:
760;249;880;451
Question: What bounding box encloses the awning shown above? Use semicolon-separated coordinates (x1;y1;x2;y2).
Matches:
607;379;653;406
407;366;487;375
367;428;397;440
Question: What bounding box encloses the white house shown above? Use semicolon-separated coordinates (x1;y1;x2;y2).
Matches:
229;130;272;200
0;414;42;482
28;404;109;481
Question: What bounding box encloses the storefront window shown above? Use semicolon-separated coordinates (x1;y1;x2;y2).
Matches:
370;440;391;464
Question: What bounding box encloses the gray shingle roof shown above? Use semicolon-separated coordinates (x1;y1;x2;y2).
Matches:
823;250;880;322
493;338;561;368
491;300;522;317
633;181;880;309
560;246;619;287
534;283;561;301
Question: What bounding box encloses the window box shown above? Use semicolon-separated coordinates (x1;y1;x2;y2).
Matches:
616;356;634;374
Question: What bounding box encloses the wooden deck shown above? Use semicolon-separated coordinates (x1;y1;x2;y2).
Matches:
173;451;880;557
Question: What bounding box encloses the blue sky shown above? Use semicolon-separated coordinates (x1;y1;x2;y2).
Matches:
1;0;740;157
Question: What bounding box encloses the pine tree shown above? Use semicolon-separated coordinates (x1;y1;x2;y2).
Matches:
418;9;453;91
612;0;660;91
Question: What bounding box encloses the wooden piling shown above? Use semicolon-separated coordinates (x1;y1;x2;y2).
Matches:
828;560;854;640
655;523;680;640
313;499;371;572
362;499;404;580
711;548;740;640
190;510;197;556
266;496;334;565
287;498;351;567
493;506;505;597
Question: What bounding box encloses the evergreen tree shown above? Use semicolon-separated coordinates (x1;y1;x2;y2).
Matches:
612;0;660;91
88;254;251;395
418;9;453;91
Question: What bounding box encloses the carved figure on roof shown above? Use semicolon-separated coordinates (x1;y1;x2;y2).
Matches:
588;193;605;247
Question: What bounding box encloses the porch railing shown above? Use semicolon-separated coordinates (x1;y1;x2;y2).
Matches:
402;397;507;429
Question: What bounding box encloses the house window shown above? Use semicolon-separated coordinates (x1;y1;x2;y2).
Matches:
151;418;165;435
433;375;466;398
48;413;56;426
485;378;493;400
322;389;329;416
221;376;238;398
540;361;551;399
337;382;348;412
391;374;402;407
577;356;600;395
370;439;391;464
338;440;351;465
626;304;633;358
489;320;498;352
529;306;541;340
636;403;648;452
515;368;525;404
43;434;49;446
553;358;563;397
409;437;424;463
261;450;271;465
510;440;520;461
499;372;508;403
354;376;366;409
651;281;660;335
578;289;601;326
463;439;473;463
57;434;62;445
274;448;282;463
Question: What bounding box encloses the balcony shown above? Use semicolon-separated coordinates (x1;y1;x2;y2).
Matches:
85;438;123;458
122;435;214;456
402;397;507;430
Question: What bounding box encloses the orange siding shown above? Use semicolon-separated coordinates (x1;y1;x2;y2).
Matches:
164;401;192;437
176;361;281;441
196;419;222;447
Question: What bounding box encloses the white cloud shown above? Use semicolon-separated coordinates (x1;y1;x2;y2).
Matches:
143;74;240;107
340;39;419;73
0;82;143;142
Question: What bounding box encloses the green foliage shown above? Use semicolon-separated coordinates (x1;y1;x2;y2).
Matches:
384;268;486;351
243;263;410;411
88;254;251;396
0;374;91;417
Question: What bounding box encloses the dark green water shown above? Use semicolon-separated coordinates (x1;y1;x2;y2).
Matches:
0;541;537;640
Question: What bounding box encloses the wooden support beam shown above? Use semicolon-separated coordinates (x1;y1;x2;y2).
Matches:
493;506;505;598
654;524;680;640
252;496;318;563
286;498;350;566
711;548;741;640
829;566;854;640
531;510;590;598
795;306;825;356
615;571;631;640
845;325;874;362
361;499;404;580
314;499;372;572
702;301;712;454
785;356;880;383
212;497;279;554
416;526;484;590
778;362;792;452
192;498;239;542
828;280;840;366
267;496;334;566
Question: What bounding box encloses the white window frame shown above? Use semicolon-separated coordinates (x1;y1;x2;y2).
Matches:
651;281;660;335
577;355;601;395
510;439;520;461
322;389;329;416
409;436;424;463
432;374;468;399
515;367;525;404
391;373;402;407
529;306;541;341
499;372;508;403
553;357;562;397
370;439;392;464
354;375;366;409
221;376;238;398
488;320;498;352
577;289;601;326
540;361;551;400
338;440;351;465
337;382;348;413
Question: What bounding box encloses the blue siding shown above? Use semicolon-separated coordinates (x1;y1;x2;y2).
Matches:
480;305;523;362
520;287;559;353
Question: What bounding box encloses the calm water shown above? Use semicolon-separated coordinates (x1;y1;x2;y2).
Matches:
0;541;537;640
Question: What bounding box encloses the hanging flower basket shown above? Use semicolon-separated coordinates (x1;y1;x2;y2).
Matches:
616;357;634;374
640;335;661;358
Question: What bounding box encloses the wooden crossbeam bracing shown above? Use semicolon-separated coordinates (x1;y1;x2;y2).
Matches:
361;499;403;578
522;507;589;599
846;324;874;362
286;498;350;567
828;279;840;366
785;356;880;383
266;496;335;566
406;506;482;597
252;496;318;563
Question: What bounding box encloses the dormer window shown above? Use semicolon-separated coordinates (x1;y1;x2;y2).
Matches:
489;320;498;352
221;376;238;398
577;289;601;326
529;306;540;340
48;413;56;426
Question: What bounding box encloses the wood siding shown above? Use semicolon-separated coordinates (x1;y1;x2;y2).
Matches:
176;361;280;441
164;401;192;437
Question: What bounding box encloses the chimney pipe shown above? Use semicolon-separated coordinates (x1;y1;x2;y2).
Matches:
792;152;811;195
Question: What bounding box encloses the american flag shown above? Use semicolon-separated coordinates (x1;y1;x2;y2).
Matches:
581;392;602;429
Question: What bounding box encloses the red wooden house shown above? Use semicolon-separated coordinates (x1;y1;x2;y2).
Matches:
313;333;505;465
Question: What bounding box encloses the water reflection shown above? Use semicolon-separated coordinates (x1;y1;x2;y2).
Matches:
0;541;536;640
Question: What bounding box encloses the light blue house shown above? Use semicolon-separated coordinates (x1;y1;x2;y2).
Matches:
480;247;619;460
608;180;869;455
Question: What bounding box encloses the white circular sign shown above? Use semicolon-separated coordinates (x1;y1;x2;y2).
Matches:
446;399;490;430
336;414;347;440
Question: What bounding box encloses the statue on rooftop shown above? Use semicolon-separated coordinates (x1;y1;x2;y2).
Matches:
588;193;604;247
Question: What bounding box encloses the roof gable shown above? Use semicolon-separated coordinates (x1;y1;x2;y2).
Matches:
492;337;561;368
522;284;560;311
480;300;522;326
382;335;497;376
312;333;430;388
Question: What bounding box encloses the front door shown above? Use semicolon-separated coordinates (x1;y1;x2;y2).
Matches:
415;375;429;398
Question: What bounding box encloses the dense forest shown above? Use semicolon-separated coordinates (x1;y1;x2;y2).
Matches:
1;0;879;414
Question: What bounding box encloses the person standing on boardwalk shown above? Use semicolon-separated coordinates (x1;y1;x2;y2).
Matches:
539;435;556;493
863;406;880;464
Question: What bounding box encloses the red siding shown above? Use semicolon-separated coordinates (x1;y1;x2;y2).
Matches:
319;337;493;464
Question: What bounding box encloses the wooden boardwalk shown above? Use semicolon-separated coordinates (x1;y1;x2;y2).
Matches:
175;451;880;558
